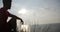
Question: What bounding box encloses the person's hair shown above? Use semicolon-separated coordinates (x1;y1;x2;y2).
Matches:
3;0;12;9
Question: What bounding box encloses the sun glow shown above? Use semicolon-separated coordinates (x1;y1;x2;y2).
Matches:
18;8;27;14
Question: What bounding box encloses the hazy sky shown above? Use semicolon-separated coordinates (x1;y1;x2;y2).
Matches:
0;0;60;25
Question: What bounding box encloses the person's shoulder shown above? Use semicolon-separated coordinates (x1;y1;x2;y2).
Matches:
0;8;3;12
0;8;5;11
0;8;2;10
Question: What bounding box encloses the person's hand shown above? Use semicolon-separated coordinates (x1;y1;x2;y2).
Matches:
20;20;24;25
20;19;24;25
21;21;24;25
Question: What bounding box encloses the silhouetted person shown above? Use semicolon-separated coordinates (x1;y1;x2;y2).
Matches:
0;0;24;32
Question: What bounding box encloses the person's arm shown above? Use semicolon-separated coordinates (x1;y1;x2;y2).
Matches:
7;11;20;19
9;13;19;19
9;13;24;24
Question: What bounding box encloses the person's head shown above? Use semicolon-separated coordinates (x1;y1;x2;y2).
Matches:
3;0;12;9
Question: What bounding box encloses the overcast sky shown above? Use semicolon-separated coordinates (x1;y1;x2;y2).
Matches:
0;0;60;25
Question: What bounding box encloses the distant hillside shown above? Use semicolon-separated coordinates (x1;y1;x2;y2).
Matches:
30;23;60;32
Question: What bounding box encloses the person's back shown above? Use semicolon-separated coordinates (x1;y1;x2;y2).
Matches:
0;8;9;25
0;0;12;32
0;7;10;32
